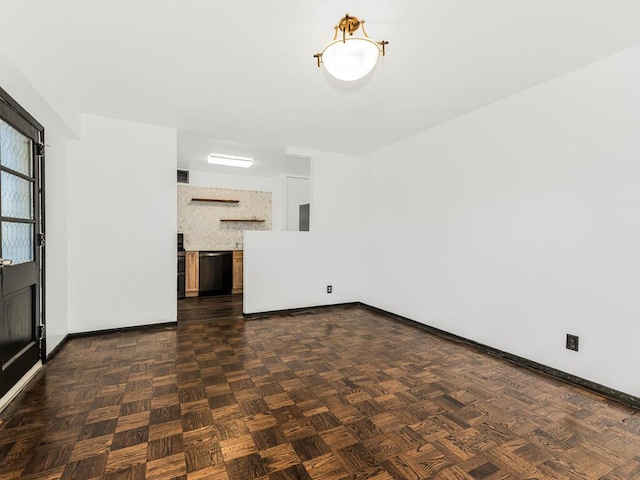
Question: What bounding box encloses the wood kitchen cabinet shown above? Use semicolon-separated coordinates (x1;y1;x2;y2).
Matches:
185;251;199;297
232;250;243;294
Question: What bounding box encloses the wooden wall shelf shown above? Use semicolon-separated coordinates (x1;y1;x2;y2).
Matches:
220;219;265;222
191;198;239;203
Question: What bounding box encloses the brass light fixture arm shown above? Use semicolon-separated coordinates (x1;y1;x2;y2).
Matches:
379;40;389;56
313;14;389;68
360;20;369;38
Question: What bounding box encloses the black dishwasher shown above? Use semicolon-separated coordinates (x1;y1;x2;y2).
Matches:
199;251;233;295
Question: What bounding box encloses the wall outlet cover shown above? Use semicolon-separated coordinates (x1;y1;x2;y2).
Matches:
327;285;332;294
566;334;579;351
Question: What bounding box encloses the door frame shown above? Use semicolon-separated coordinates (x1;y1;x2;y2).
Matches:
0;86;46;369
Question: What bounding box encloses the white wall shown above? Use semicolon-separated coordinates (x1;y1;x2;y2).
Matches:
44;124;70;353
244;152;360;313
286;176;310;231
361;45;640;398
1;49;72;355
272;174;287;231
68;114;177;333
0;48;80;140
186;169;272;191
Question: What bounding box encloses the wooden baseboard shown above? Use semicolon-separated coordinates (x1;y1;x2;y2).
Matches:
68;321;177;339
46;335;69;362
243;302;360;319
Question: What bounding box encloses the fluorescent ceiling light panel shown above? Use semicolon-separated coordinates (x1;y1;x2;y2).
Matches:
207;153;253;168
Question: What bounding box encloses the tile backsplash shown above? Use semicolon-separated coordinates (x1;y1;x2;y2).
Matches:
178;185;272;250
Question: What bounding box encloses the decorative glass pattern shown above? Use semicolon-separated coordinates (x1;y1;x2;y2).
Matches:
0;119;33;176
1;171;33;219
1;222;34;265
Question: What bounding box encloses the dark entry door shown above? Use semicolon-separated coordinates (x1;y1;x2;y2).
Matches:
0;91;44;399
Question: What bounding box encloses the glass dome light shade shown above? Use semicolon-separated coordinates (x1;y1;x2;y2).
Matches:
321;37;381;82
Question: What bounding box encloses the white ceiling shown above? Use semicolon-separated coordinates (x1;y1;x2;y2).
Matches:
2;1;640;176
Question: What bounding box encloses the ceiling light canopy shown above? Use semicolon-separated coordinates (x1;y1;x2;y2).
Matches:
207;153;253;168
314;14;388;82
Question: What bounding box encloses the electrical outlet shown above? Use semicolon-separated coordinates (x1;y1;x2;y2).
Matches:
566;334;579;351
327;285;332;294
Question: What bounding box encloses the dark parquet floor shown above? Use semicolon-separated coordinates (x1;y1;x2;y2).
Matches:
1;294;640;479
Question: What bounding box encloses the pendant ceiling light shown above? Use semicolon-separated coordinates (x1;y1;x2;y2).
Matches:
314;14;388;82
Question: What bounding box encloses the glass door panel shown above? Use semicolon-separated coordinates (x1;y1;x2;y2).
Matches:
0;119;33;175
1;222;34;264
1;171;34;219
0;119;35;266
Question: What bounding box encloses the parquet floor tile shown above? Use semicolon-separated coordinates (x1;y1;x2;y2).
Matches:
1;294;639;479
